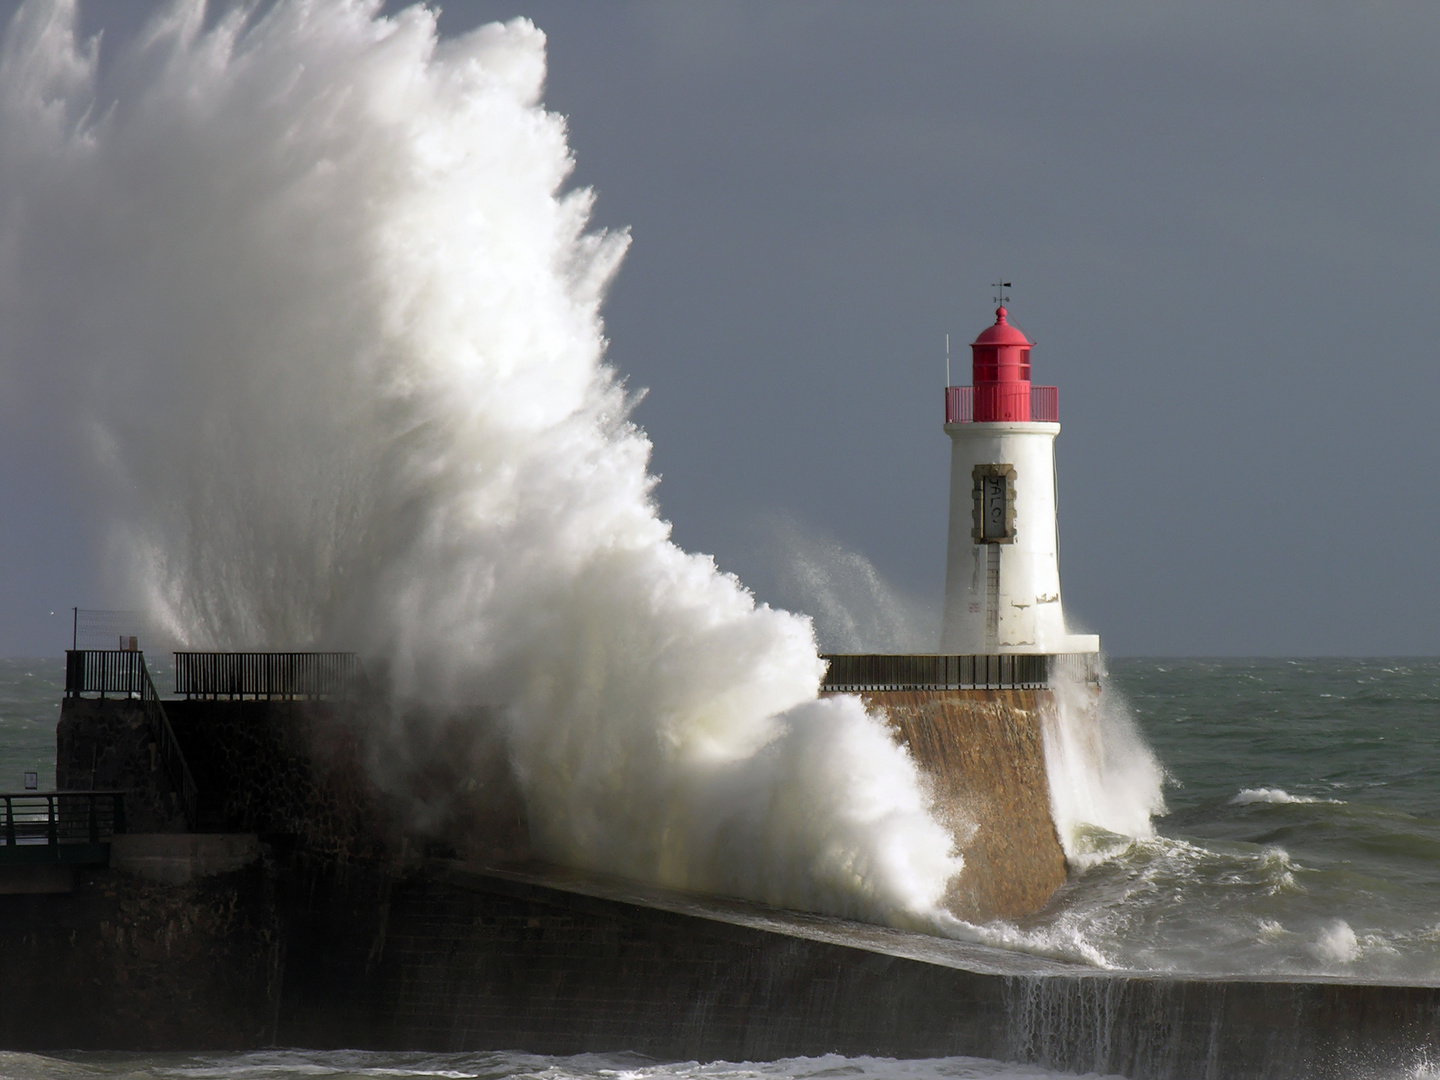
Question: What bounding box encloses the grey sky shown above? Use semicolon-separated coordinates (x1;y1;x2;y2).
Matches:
4;0;1440;656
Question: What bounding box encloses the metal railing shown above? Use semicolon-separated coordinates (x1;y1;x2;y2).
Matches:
821;653;1065;691
63;650;199;829
945;385;973;423
0;791;125;862
173;652;362;700
65;648;146;698
1050;651;1104;686
944;385;1059;424
141;660;198;826
1030;385;1058;422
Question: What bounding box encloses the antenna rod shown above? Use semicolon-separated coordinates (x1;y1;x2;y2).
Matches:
945;333;950;387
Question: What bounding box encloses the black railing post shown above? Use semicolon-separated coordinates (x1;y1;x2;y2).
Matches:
46;795;57;846
87;794;99;844
3;796;12;847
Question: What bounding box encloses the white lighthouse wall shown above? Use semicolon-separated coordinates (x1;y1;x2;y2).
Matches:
940;421;1099;655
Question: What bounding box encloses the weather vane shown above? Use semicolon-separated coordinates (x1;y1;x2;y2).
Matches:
991;279;1012;308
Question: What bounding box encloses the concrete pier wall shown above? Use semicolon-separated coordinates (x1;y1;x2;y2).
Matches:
275;862;1440;1078
2;856;1435;1079
56;697;188;832
0;861;279;1048
110;833;263;885
58;696;525;863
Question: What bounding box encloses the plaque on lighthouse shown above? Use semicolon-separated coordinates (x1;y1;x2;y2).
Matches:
971;464;1015;543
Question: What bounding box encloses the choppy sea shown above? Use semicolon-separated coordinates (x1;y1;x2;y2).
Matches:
2;657;1438;1078
1016;657;1440;981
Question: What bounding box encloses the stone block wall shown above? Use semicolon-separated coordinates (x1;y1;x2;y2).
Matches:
164;700;398;859
832;689;1068;921
56;698;187;832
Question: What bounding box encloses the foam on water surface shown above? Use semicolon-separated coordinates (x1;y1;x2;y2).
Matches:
973;658;1440;981
0;1051;1123;1080
1230;787;1340;805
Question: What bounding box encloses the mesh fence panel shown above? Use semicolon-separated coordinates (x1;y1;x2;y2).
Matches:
72;609;144;650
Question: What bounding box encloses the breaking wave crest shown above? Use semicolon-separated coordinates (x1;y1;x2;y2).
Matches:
1231;787;1342;806
0;0;959;926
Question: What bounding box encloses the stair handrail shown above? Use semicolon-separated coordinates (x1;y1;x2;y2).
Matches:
138;655;199;829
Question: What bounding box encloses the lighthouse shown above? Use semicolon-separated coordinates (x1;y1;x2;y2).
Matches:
815;300;1100;922
940;306;1099;656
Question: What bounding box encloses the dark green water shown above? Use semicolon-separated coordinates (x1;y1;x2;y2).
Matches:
0;658;63;790
1018;658;1440;979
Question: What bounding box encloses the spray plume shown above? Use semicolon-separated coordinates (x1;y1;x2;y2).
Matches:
751;516;939;655
1045;670;1168;866
0;0;961;925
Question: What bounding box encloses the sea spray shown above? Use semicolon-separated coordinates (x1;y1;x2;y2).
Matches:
0;0;960;924
1043;666;1167;864
748;516;939;654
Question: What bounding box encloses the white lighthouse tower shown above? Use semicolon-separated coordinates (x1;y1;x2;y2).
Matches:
940;305;1098;656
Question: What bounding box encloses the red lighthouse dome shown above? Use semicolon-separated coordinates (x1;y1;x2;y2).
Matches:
971;306;1033;422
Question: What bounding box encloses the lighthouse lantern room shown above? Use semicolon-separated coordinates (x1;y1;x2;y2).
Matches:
940;306;1099;656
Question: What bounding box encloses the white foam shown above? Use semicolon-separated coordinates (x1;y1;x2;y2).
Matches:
754;517;938;654
1230;787;1340;805
1042;668;1167;859
1255;918;1288;941
942;912;1116;970
0;1;959;928
0;1051;1114;1080
1314;919;1359;964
